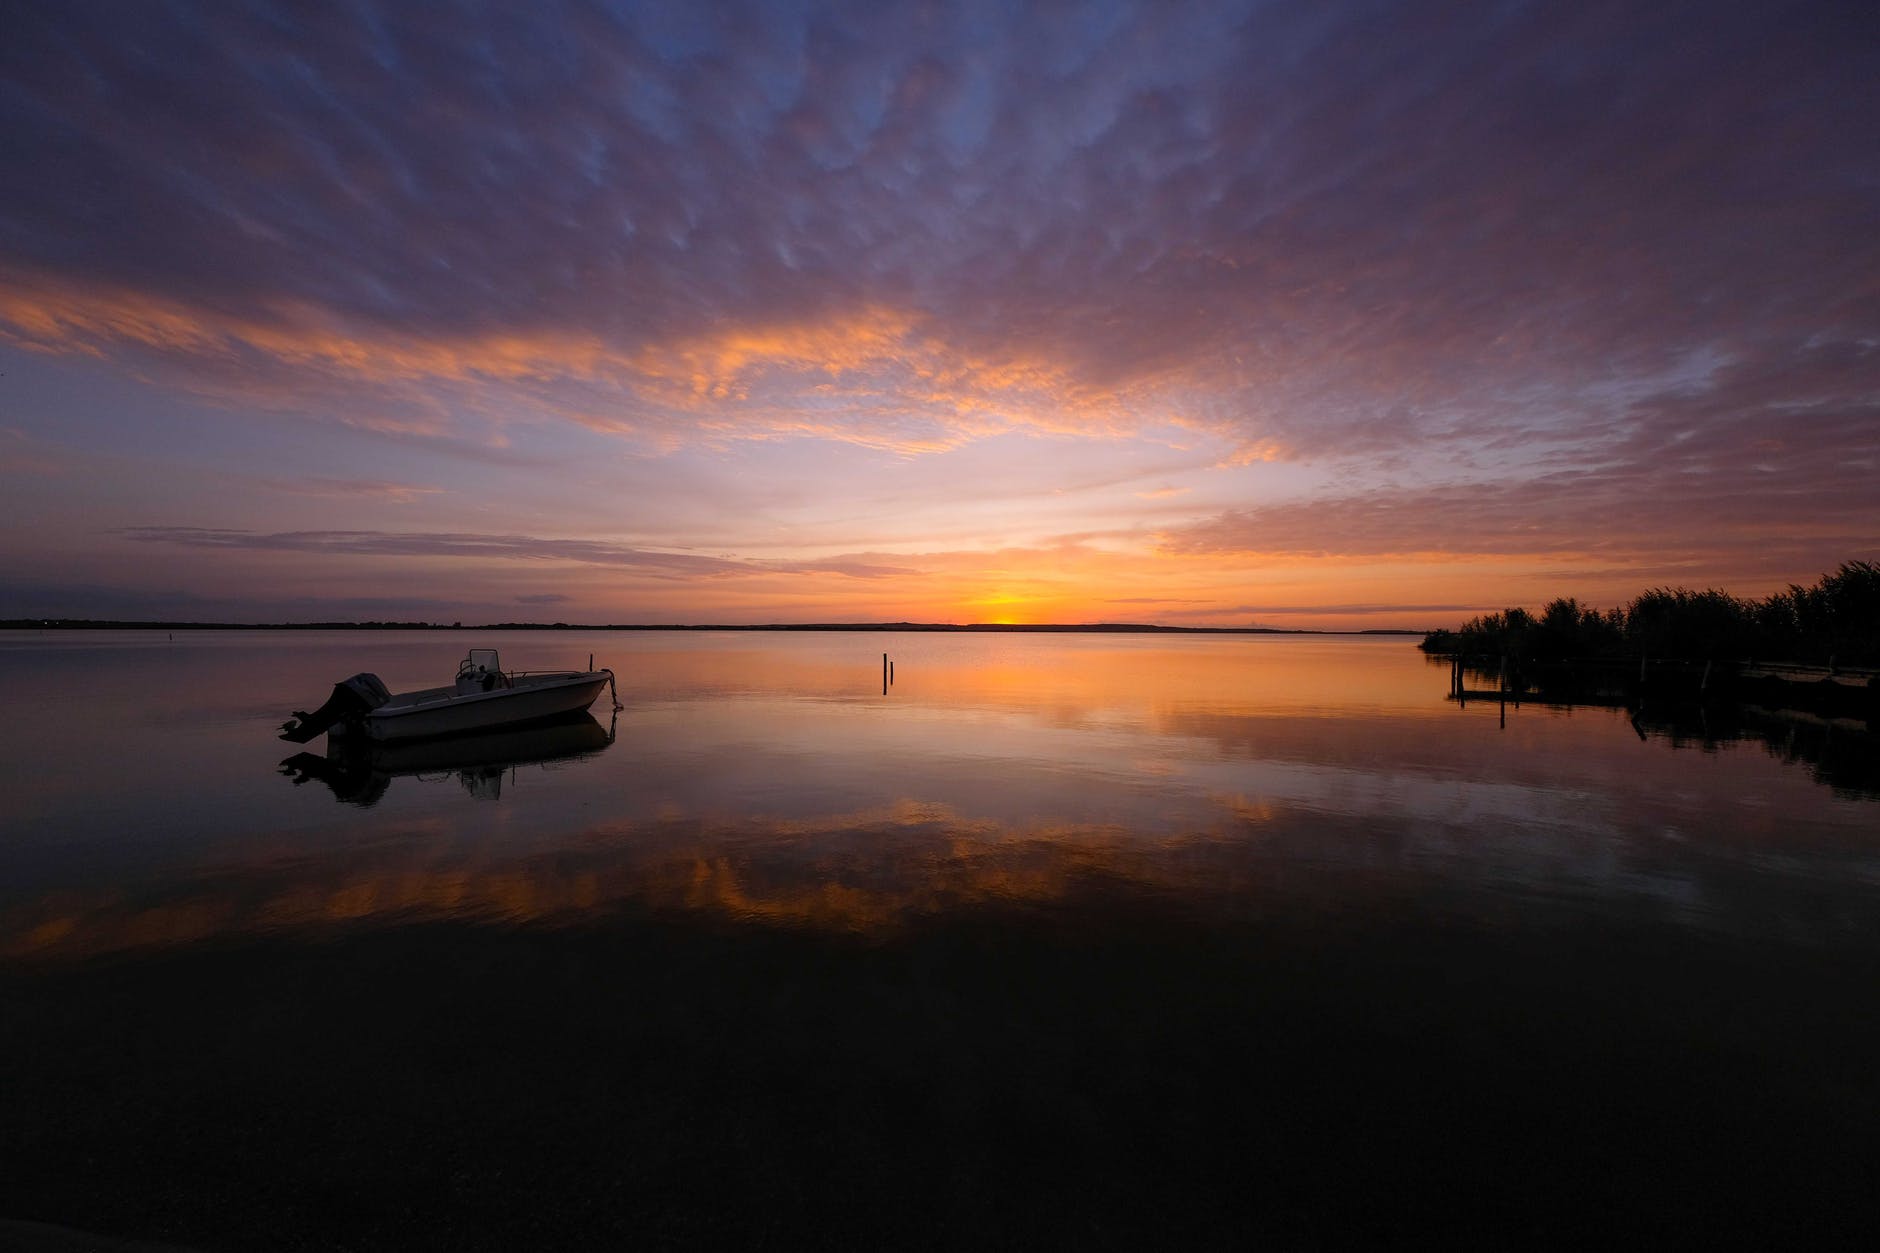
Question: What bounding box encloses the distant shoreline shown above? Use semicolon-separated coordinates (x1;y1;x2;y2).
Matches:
0;618;1428;637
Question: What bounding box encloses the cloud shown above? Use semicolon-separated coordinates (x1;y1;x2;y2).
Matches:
1164;464;1877;572
118;527;920;580
0;426;66;476
0;0;1870;474
1164;339;1880;576
514;593;571;605
0;271;1140;455
251;477;443;503
1211;604;1485;618
1104;597;1212;606
0;576;466;622
1;0;1875;627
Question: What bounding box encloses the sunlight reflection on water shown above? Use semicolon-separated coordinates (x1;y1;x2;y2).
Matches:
1;630;1873;958
4;630;1879;1248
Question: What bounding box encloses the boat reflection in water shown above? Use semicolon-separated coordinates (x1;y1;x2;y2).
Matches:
279;709;616;805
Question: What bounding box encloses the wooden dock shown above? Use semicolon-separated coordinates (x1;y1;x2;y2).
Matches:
1440;654;1877;722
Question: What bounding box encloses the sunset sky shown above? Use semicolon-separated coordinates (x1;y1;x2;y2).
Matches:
2;1;1875;627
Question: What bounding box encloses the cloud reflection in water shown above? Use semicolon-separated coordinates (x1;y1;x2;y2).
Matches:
3;633;1875;964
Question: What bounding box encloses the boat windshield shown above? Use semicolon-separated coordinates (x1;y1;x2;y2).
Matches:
460;648;502;677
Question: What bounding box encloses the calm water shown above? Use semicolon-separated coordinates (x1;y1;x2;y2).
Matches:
2;630;1876;1249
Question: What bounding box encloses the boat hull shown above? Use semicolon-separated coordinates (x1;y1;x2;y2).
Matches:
281;711;615;805
345;671;612;742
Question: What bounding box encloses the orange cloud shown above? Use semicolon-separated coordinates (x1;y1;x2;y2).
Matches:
623;305;1154;451
250;477;445;504
0;269;1199;457
0;269;617;384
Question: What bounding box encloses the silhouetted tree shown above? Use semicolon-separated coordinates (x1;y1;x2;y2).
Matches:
1623;588;1753;660
1420;561;1878;665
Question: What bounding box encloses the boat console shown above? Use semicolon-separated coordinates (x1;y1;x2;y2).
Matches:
457;648;512;694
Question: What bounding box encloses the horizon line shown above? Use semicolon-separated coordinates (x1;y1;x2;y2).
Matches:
1;617;1434;636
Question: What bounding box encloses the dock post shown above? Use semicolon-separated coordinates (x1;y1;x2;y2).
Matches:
883;653;888;695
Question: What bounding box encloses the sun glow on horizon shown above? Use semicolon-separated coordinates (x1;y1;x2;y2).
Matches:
970;591;1034;626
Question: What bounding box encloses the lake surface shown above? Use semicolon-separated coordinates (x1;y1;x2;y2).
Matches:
2;630;1876;1249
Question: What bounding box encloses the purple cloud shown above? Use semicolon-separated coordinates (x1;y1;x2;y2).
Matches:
1;2;1871;459
1;0;1875;617
119;527;920;580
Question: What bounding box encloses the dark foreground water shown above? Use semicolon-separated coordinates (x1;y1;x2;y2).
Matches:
2;630;1877;1250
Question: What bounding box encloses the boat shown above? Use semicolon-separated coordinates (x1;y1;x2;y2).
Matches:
280;709;617;804
279;648;616;743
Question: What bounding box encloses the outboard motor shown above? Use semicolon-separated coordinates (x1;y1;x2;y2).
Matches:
279;672;392;743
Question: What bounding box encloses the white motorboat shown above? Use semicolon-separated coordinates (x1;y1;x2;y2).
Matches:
280;648;616;743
